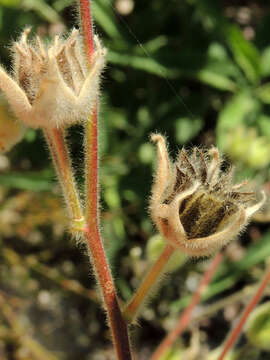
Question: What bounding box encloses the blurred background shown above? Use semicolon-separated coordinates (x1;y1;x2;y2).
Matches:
0;0;270;359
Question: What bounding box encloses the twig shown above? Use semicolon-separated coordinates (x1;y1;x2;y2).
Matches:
150;252;224;360
217;264;270;360
44;127;83;227
77;1;132;359
123;244;175;322
192;282;270;324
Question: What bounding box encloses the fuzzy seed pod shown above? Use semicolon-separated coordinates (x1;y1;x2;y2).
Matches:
150;134;265;257
0;28;106;129
0;101;25;153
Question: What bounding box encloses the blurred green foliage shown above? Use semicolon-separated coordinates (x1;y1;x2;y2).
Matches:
246;301;270;351
0;0;270;359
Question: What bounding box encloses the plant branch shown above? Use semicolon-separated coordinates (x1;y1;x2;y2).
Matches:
77;1;132;359
84;225;132;359
77;0;95;60
150;252;224;360
192;282;270;324
217;264;270;360
123;244;175;322
44;127;83;228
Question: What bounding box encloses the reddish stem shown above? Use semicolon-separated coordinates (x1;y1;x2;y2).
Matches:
84;109;132;360
78;1;132;359
78;0;95;60
217;265;270;360
84;225;132;359
151;252;224;360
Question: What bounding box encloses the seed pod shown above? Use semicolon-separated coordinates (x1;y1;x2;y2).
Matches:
0;28;106;129
0;101;25;153
150;134;265;257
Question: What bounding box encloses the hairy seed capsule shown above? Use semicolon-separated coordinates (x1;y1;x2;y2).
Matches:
150;134;265;257
0;101;25;153
0;28;106;129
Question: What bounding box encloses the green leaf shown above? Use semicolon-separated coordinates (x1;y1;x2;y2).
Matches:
231;231;270;274
162;347;184;360
261;46;270;77
175;117;203;144
138;143;155;164
108;41;238;89
92;1;124;40
246;302;270;350
22;0;61;23
24;129;37;143
256;83;270;104
107;51;180;78
257;114;270;137
138;36;168;54
0;170;54;191
0;0;20;6
194;68;237;92
52;0;72;12
184;43;239;91
225;25;261;85
220;126;270;169
217;91;259;149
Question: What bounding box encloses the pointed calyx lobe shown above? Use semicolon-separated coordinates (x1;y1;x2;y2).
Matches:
0;28;106;129
150;134;265;257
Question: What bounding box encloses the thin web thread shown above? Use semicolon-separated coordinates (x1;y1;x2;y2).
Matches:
102;0;196;120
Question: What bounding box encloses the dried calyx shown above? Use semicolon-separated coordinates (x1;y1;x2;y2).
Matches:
0;101;25;153
150;134;265;257
0;28;106;129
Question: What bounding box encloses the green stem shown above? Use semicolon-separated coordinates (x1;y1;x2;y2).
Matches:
44;127;84;231
123;244;175;322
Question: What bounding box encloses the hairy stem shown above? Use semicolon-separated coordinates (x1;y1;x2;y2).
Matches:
78;1;132;359
77;0;95;61
44;127;83;227
84;225;132;359
123;244;175;322
217;264;270;360
150;252;224;360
